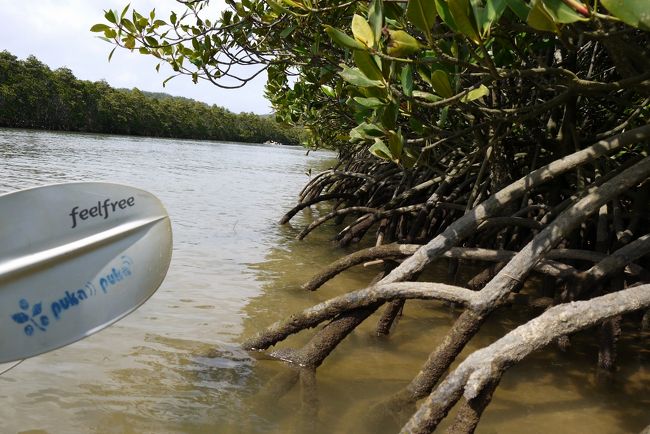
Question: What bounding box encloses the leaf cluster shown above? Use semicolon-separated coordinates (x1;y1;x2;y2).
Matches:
93;0;650;161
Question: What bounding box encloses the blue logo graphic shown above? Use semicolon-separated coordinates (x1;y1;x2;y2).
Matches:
10;255;135;336
11;299;50;336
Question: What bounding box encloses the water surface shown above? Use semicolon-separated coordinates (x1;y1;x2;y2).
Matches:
0;129;647;433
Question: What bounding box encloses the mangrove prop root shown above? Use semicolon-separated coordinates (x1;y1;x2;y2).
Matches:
272;264;396;368
401;284;650;434
279;193;354;224
295;368;319;433
387;156;650;425
444;375;502;434
598;315;622;372
242;282;477;351
376;299;405;336
303;245;588;292
381;125;650;286
289;303;381;368
246;125;650;433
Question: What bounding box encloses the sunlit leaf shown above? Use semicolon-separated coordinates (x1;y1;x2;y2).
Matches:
460;84;489;102
369;138;394;160
320;85;336;97
352;15;375;47
542;0;588;23
387;30;422;57
324;25;365;50
282;0;307;10
386;130;404;160
338;65;385;88
601;0;650;30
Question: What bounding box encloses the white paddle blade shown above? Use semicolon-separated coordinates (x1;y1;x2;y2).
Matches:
0;182;172;363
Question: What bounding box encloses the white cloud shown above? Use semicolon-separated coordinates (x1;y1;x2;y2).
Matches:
0;0;272;114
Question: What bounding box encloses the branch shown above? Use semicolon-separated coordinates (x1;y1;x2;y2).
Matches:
242;281;476;351
401;283;650;433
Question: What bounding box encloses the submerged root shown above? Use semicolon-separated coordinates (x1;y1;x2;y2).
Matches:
245;125;650;432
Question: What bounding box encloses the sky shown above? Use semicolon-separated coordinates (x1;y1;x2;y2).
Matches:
0;0;272;114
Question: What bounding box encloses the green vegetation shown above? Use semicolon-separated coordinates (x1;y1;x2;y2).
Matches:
96;1;649;432
0;51;304;145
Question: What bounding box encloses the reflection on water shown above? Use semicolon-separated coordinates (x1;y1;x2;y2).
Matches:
0;128;648;434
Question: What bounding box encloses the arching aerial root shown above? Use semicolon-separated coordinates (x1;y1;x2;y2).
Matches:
244;125;650;432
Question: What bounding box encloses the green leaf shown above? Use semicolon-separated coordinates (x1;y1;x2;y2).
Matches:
105;9;117;24
139;47;150;54
353;97;386;108
324;25;365;50
486;0;508;23
401;64;414;97
352;14;375;47
407;0;437;42
449;0;480;42
121;18;137;33
527;0;559;32
90;23;111;32
108;46;117;62
353;50;384;81
282;0;307;10
601;0;650;30
381;102;399;130
369;138;394;160
280;25;296;38
542;0;588;23
413;90;442;102
124;35;136;49
350;122;385;141
460;84;489;102
338;65;385;88
320;85;336;97
104;28;117;39
267;0;296;15
473;0;507;36
436;0;459;30
387;30;422;57
120;3;130;20
430;70;454;98
505;0;530;20
386;130;404;160
368;0;384;47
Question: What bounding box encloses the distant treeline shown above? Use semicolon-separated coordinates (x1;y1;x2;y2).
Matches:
0;51;304;145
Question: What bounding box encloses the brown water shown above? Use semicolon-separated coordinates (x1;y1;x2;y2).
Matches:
0;128;647;433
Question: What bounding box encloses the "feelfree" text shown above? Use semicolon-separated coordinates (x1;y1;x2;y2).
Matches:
69;197;135;228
